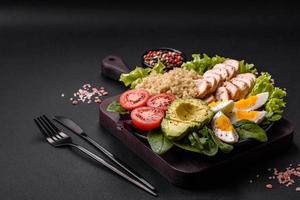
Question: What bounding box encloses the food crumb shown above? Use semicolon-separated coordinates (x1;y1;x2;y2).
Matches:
296;187;300;192
61;93;65;97
266;184;273;189
256;174;260;178
72;100;78;105
249;180;253;183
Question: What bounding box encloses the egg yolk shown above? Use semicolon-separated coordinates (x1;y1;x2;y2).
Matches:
235;96;258;110
236;111;259;120
215;114;234;131
208;101;220;107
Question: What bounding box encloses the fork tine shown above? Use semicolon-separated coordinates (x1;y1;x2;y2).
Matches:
34;118;49;138
38;117;56;138
40;115;58;134
43;115;60;133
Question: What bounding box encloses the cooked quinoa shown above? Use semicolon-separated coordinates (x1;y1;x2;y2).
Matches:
135;68;201;98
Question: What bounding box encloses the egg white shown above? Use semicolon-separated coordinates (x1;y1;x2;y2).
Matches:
210;100;234;114
212;111;239;144
234;92;269;111
230;110;267;124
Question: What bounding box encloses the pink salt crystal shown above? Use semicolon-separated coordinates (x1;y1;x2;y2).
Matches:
266;184;273;189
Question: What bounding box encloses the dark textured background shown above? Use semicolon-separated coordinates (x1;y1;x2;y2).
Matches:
0;2;299;200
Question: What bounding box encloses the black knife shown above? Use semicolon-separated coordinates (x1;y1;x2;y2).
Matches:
53;116;156;192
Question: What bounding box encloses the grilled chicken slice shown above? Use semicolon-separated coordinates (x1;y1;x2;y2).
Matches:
236;73;256;82
214;64;233;80
224;65;237;79
194;79;211;98
223;81;240;100
234;77;253;89
203;71;223;85
235;75;255;86
203;94;215;104
215;86;230;101
211;67;229;80
231;79;249;99
223;59;239;71
204;76;218;93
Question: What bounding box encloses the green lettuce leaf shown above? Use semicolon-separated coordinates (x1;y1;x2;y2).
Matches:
182;54;226;75
239;60;257;73
151;60;166;74
265;98;286;121
119;61;166;88
248;72;274;96
270;87;287;99
119;67;151;88
248;72;287;122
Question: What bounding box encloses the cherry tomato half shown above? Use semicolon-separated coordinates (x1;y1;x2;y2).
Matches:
130;107;165;131
120;89;150;110
146;93;176;111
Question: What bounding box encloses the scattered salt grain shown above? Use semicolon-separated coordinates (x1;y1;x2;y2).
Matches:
274;166;300;187
266;184;273;189
61;93;65;97
69;83;108;105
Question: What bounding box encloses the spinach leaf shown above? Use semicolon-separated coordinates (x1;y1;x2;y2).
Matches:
106;101;129;115
189;130;218;156
173;141;203;153
147;128;173;155
173;127;218;156
234;120;268;142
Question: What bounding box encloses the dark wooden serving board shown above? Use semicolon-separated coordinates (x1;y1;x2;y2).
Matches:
99;95;295;187
99;55;295;187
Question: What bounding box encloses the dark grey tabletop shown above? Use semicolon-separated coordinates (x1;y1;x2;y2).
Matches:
1;2;299;200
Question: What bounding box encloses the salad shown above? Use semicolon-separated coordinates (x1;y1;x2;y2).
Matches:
107;53;287;156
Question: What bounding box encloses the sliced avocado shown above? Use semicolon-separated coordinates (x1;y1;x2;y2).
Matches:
161;98;214;140
161;118;196;140
166;99;213;124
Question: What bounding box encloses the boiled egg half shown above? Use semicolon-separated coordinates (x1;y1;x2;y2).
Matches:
234;92;269;111
208;100;234;114
230;110;267;124
212;111;239;144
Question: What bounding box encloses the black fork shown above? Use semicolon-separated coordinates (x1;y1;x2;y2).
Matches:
34;115;157;197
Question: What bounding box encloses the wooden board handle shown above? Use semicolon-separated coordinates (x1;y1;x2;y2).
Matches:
101;55;130;81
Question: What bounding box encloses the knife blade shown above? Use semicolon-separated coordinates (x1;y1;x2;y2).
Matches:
54;116;85;135
53;116;156;192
